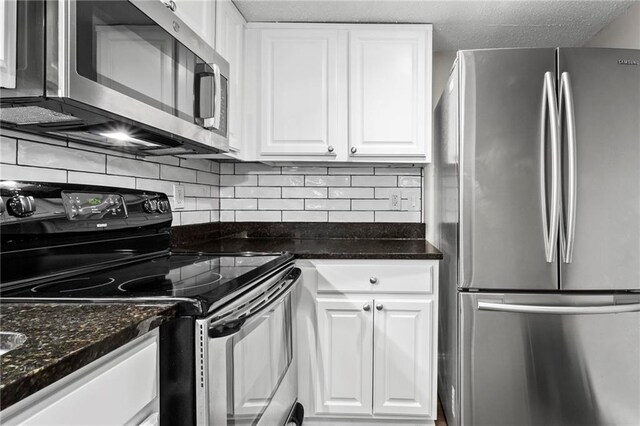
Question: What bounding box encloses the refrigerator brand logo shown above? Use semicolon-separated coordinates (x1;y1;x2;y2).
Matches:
618;59;639;66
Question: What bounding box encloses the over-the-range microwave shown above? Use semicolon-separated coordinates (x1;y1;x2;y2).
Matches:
0;0;229;155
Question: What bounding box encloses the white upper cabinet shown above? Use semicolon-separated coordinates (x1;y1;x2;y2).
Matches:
349;29;429;158
245;24;432;163
170;0;216;48
216;0;246;153
257;29;344;157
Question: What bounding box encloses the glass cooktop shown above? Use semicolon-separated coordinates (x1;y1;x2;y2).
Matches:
3;252;294;315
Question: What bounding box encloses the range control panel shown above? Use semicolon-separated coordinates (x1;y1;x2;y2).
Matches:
62;192;127;220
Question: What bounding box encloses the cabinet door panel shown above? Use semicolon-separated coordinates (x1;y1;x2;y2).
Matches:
373;298;433;417
316;297;373;415
260;30;341;156
172;0;215;48
349;29;428;157
216;0;245;152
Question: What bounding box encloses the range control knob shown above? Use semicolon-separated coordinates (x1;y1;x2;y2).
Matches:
7;195;36;217
143;199;158;214
157;199;171;214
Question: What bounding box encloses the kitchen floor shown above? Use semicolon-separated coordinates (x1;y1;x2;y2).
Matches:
436;399;448;426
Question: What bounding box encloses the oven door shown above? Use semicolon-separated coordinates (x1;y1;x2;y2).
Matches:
196;267;301;426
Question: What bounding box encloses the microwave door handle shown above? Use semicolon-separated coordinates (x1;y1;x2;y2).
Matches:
208;268;301;337
194;65;216;129
212;63;222;129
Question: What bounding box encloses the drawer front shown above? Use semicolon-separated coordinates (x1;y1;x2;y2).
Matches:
314;260;435;294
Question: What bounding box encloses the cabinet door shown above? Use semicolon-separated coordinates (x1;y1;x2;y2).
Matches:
373;298;433;417
259;29;343;157
0;0;17;88
216;0;245;153
172;0;215;48
349;28;430;158
316;297;373;415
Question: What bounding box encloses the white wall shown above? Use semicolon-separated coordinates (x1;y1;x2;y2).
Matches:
432;51;457;108
586;2;640;49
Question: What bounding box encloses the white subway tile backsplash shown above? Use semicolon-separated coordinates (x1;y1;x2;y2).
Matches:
375;211;421;222
220;163;235;174
1;136;17;164
181;211;211;225
136;178;174;194
236;163;281;175
19;141;105;173
352;175;397;187
219;187;235;198
398;176;422;187
0;164;67;183
235;211;281;222
282;211;327;222
259;199;303;210
69;172;135;188
142;155;180;166
3;129;67;146
171;211;181;226
220;198;258;210
210;162;220;174
197;171;220;186
329;187;374;199
259;175;304;187
352;199;390;211
329;167;374;175
305;199;351;211
329;211;374;222
220;210;235;221
180;158;213;172
220;174;257;187
282;166;328;175
161;164;197;183
108;156;159;179
282;187;327;199
375;167;421;176
236;187;281;198
196;198;219;210
183;183;211;197
305;175;350;187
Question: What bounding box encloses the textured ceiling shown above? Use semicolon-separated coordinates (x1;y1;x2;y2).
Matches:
233;0;636;51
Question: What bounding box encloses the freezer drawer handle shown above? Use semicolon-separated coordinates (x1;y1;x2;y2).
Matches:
478;300;640;315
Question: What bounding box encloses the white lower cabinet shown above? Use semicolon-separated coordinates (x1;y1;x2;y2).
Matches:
297;260;439;424
1;330;160;426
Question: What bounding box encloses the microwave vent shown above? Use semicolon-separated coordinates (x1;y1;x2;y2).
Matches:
0;106;82;125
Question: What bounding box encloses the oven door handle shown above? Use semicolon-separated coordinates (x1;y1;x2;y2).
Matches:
208;267;301;338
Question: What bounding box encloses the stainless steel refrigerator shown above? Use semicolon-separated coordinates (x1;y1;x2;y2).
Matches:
433;48;640;426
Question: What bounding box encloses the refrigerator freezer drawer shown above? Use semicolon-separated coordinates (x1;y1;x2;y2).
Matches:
460;292;640;426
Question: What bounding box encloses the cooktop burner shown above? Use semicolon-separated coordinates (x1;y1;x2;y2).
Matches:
3;252;293;315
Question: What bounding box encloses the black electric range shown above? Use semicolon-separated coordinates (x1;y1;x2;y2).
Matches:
0;181;294;316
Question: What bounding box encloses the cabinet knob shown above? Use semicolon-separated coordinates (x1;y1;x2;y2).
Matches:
376;304;383;311
369;277;378;284
164;0;177;12
327;145;334;153
350;147;358;154
363;303;371;312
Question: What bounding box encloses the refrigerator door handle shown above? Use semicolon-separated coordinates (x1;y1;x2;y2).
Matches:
540;72;561;263
478;300;640;315
559;72;577;264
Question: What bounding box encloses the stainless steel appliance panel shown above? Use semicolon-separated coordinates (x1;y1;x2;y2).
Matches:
557;48;640;291
460;292;640;426
434;57;460;426
459;48;559;290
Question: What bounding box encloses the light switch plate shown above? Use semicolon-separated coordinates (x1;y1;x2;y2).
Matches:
173;184;185;209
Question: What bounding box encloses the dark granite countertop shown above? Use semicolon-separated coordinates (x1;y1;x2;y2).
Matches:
178;237;442;259
172;222;443;260
0;303;177;409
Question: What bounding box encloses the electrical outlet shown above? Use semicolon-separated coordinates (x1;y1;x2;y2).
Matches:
173;184;185;209
389;189;402;211
405;189;420;211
